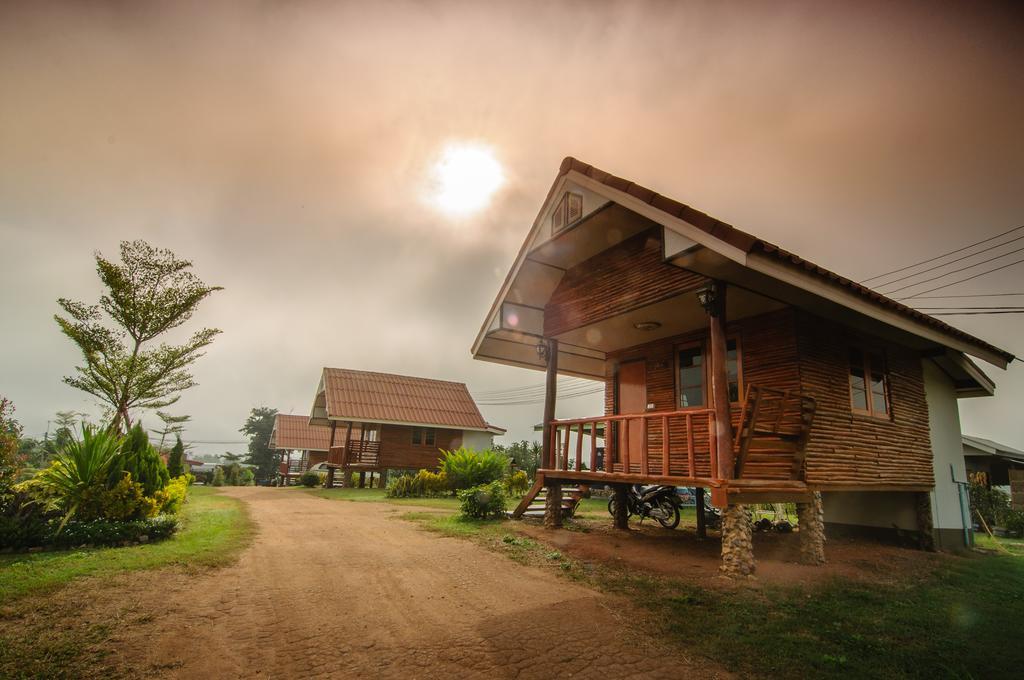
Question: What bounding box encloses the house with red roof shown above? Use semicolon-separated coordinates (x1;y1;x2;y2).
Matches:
472;157;1015;575
305;368;505;487
270;414;333;485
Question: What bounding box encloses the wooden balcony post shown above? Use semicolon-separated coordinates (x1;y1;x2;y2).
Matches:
541;338;558;470
706;281;735;481
540;338;563;528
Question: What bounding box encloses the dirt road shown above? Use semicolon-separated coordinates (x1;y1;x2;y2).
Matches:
122;487;721;679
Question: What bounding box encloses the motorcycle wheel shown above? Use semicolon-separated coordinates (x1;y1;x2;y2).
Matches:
656;501;681;529
607;496;632;519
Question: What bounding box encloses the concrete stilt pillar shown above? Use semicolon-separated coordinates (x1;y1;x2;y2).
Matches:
720;504;755;577
796;491;826;565
544;483;563;529
613;484;630;530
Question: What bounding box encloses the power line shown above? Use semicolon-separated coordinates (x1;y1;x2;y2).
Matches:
928;310;1024;316
880;245;1024;295
912;306;1024;311
862;224;1024;283
871;234;1024;288
898;258;1024;299
908;293;1024;299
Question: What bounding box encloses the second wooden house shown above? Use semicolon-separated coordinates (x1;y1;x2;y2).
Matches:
308;368;505;487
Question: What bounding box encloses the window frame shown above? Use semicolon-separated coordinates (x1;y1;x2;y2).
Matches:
848;347;891;419
424;428;436;447
673;335;744;411
411;427;422;445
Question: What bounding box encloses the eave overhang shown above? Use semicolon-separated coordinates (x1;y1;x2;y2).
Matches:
471;157;1015;379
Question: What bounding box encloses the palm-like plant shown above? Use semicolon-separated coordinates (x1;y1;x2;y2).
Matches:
38;425;124;528
439;448;509;491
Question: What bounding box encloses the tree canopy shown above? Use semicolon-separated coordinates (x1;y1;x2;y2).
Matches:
240;407;278;482
55;240;222;432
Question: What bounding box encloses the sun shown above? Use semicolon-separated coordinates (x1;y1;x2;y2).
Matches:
429;143;505;217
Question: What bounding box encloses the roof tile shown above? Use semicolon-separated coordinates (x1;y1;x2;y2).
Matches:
320;368;496;431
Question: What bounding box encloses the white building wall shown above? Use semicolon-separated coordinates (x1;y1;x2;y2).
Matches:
461;430;496;451
822;491;918;530
922;359;971;545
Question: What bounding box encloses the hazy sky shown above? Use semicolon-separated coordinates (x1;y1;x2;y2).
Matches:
1;1;1022;455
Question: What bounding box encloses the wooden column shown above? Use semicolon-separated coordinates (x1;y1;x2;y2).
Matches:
540;338;563;528
325;423;338;488
540;339;558;470
341;421;354;488
706;282;734;481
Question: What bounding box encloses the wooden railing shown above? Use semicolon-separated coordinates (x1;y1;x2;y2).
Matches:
331;441;382;468
547;408;719;481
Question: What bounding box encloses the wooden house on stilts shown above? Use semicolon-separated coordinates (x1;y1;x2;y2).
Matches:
471;157;1015;576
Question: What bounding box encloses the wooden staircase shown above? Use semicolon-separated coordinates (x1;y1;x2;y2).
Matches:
511;475;589;520
734;384;816;482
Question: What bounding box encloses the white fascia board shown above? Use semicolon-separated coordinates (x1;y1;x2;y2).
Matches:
962;436;997;455
473;170;748;356
472;175;573;357
565;170;750;266
950;352;995;396
746;251;1011;369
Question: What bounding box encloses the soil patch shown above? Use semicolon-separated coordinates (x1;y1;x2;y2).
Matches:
1;488;730;679
514;519;948;588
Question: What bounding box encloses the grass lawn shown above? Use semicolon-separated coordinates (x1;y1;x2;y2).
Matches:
303;485;465;511
0;486;253;605
400;507;1024;679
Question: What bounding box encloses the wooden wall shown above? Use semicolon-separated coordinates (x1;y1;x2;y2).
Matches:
794;311;934;488
377;424;463;470
544;227;705;337
598;307;934;489
601;309;799;477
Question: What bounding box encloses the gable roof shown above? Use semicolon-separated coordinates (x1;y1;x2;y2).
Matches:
270;413;333;451
311;368;502;432
963;434;1024;463
557;157;1013;366
472;156;1015;373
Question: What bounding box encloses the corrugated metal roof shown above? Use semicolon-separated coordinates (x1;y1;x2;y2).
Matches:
320;368;495;431
557;156;1015;365
271;414;332;451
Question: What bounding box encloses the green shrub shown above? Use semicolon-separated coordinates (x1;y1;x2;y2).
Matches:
458;481;508;519
211;467;225;487
440;448;508;491
385;469;448;498
77;472;158;521
0;486;59;548
167;436;185;478
155;475;190;514
120;424;170;496
298;471;320;487
223;463;242;486
970;482;1010;528
504;470;530;496
240;468;255;486
1002;508;1024;537
46;515;178;549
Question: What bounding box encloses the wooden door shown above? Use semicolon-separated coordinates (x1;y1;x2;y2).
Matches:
618;360;647;469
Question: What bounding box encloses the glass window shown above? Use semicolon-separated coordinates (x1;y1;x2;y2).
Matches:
868;352;889;416
411;428;422;445
678;346;704;408
849;348;868;411
425;429;436;447
850;348;889;418
726;339;740;402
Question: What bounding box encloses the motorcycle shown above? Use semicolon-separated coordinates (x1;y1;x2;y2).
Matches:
607;485;682;529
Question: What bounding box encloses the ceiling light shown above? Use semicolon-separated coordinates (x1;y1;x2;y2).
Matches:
633;321;661;331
